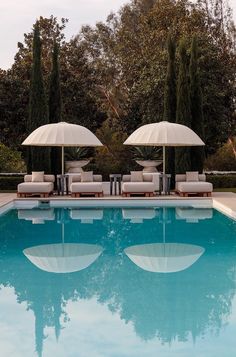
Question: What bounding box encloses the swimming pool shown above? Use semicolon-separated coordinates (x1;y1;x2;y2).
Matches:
0;206;236;356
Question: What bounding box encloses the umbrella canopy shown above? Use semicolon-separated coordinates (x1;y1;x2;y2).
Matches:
124;243;205;273
23;243;103;273
123;121;205;175
22;122;103;174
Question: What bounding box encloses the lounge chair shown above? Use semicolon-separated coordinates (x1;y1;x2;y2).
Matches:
175;173;213;197
175;208;213;223
18;208;55;224
17;174;55;198
122;208;156;223
70;173;103;197
70;209;103;223
122;172;161;197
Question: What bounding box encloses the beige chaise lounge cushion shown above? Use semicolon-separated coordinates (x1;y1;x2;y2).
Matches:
176;181;213;193
70;182;103;193
122;182;155;193
18;182;54;193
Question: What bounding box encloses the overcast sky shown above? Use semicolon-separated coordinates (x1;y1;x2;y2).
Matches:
0;0;235;70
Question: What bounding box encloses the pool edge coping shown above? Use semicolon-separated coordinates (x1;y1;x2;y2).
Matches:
0;195;235;221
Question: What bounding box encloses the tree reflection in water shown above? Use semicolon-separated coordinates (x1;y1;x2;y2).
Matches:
0;207;236;356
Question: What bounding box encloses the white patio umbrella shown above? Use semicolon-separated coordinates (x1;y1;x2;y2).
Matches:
123;121;205;175
22;122;103;174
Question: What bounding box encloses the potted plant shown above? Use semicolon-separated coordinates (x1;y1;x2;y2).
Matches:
132;146;162;172
65;147;92;173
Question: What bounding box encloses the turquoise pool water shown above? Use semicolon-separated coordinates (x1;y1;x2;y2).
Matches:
0;206;236;356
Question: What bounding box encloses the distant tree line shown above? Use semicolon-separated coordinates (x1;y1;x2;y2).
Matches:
0;0;235;175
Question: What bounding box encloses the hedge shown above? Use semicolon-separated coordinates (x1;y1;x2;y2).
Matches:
206;175;236;188
0;176;23;190
0;174;235;191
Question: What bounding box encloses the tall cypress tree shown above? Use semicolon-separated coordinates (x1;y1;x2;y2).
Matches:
175;38;191;174
163;34;176;184
28;23;50;172
190;36;205;172
49;41;62;175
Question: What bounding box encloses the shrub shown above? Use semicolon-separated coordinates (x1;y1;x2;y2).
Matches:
94;120;135;179
0;176;23;191
206;175;236;188
0;143;26;173
205;139;236;171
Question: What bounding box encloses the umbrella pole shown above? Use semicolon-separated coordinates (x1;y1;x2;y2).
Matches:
61;146;64;175
163;145;166;175
62;222;65;256
162;146;166;193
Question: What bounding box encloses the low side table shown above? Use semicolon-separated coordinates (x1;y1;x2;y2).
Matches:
109;174;122;195
57;174;69;196
159;174;171;195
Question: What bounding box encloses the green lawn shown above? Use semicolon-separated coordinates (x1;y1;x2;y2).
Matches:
213;188;236;193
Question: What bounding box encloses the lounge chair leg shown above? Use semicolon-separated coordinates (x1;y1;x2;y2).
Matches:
145;193;149;197
149;192;154;197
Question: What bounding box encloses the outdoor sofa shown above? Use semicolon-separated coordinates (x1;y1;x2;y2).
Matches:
17;173;55;198
175;172;213;197
70;173;103;197
122;172;161;197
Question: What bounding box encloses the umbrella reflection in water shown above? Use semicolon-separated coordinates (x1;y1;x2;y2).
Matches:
124;207;205;273
23;216;103;273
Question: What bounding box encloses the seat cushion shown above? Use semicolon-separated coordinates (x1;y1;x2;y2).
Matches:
81;171;93;182
186;171;199;182
122;182;155;193
130;171;143;182
176;181;213;193
32;171;44;182
70;182;103;193
18;182;54;193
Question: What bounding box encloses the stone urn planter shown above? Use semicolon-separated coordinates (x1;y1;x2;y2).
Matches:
65;160;90;173
136;160;162;173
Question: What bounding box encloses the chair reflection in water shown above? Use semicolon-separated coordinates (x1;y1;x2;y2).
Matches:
122;208;156;224
175;207;213;223
18;209;55;224
70;209;103;224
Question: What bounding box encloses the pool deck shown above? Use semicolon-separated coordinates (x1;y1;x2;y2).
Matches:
0;191;235;219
